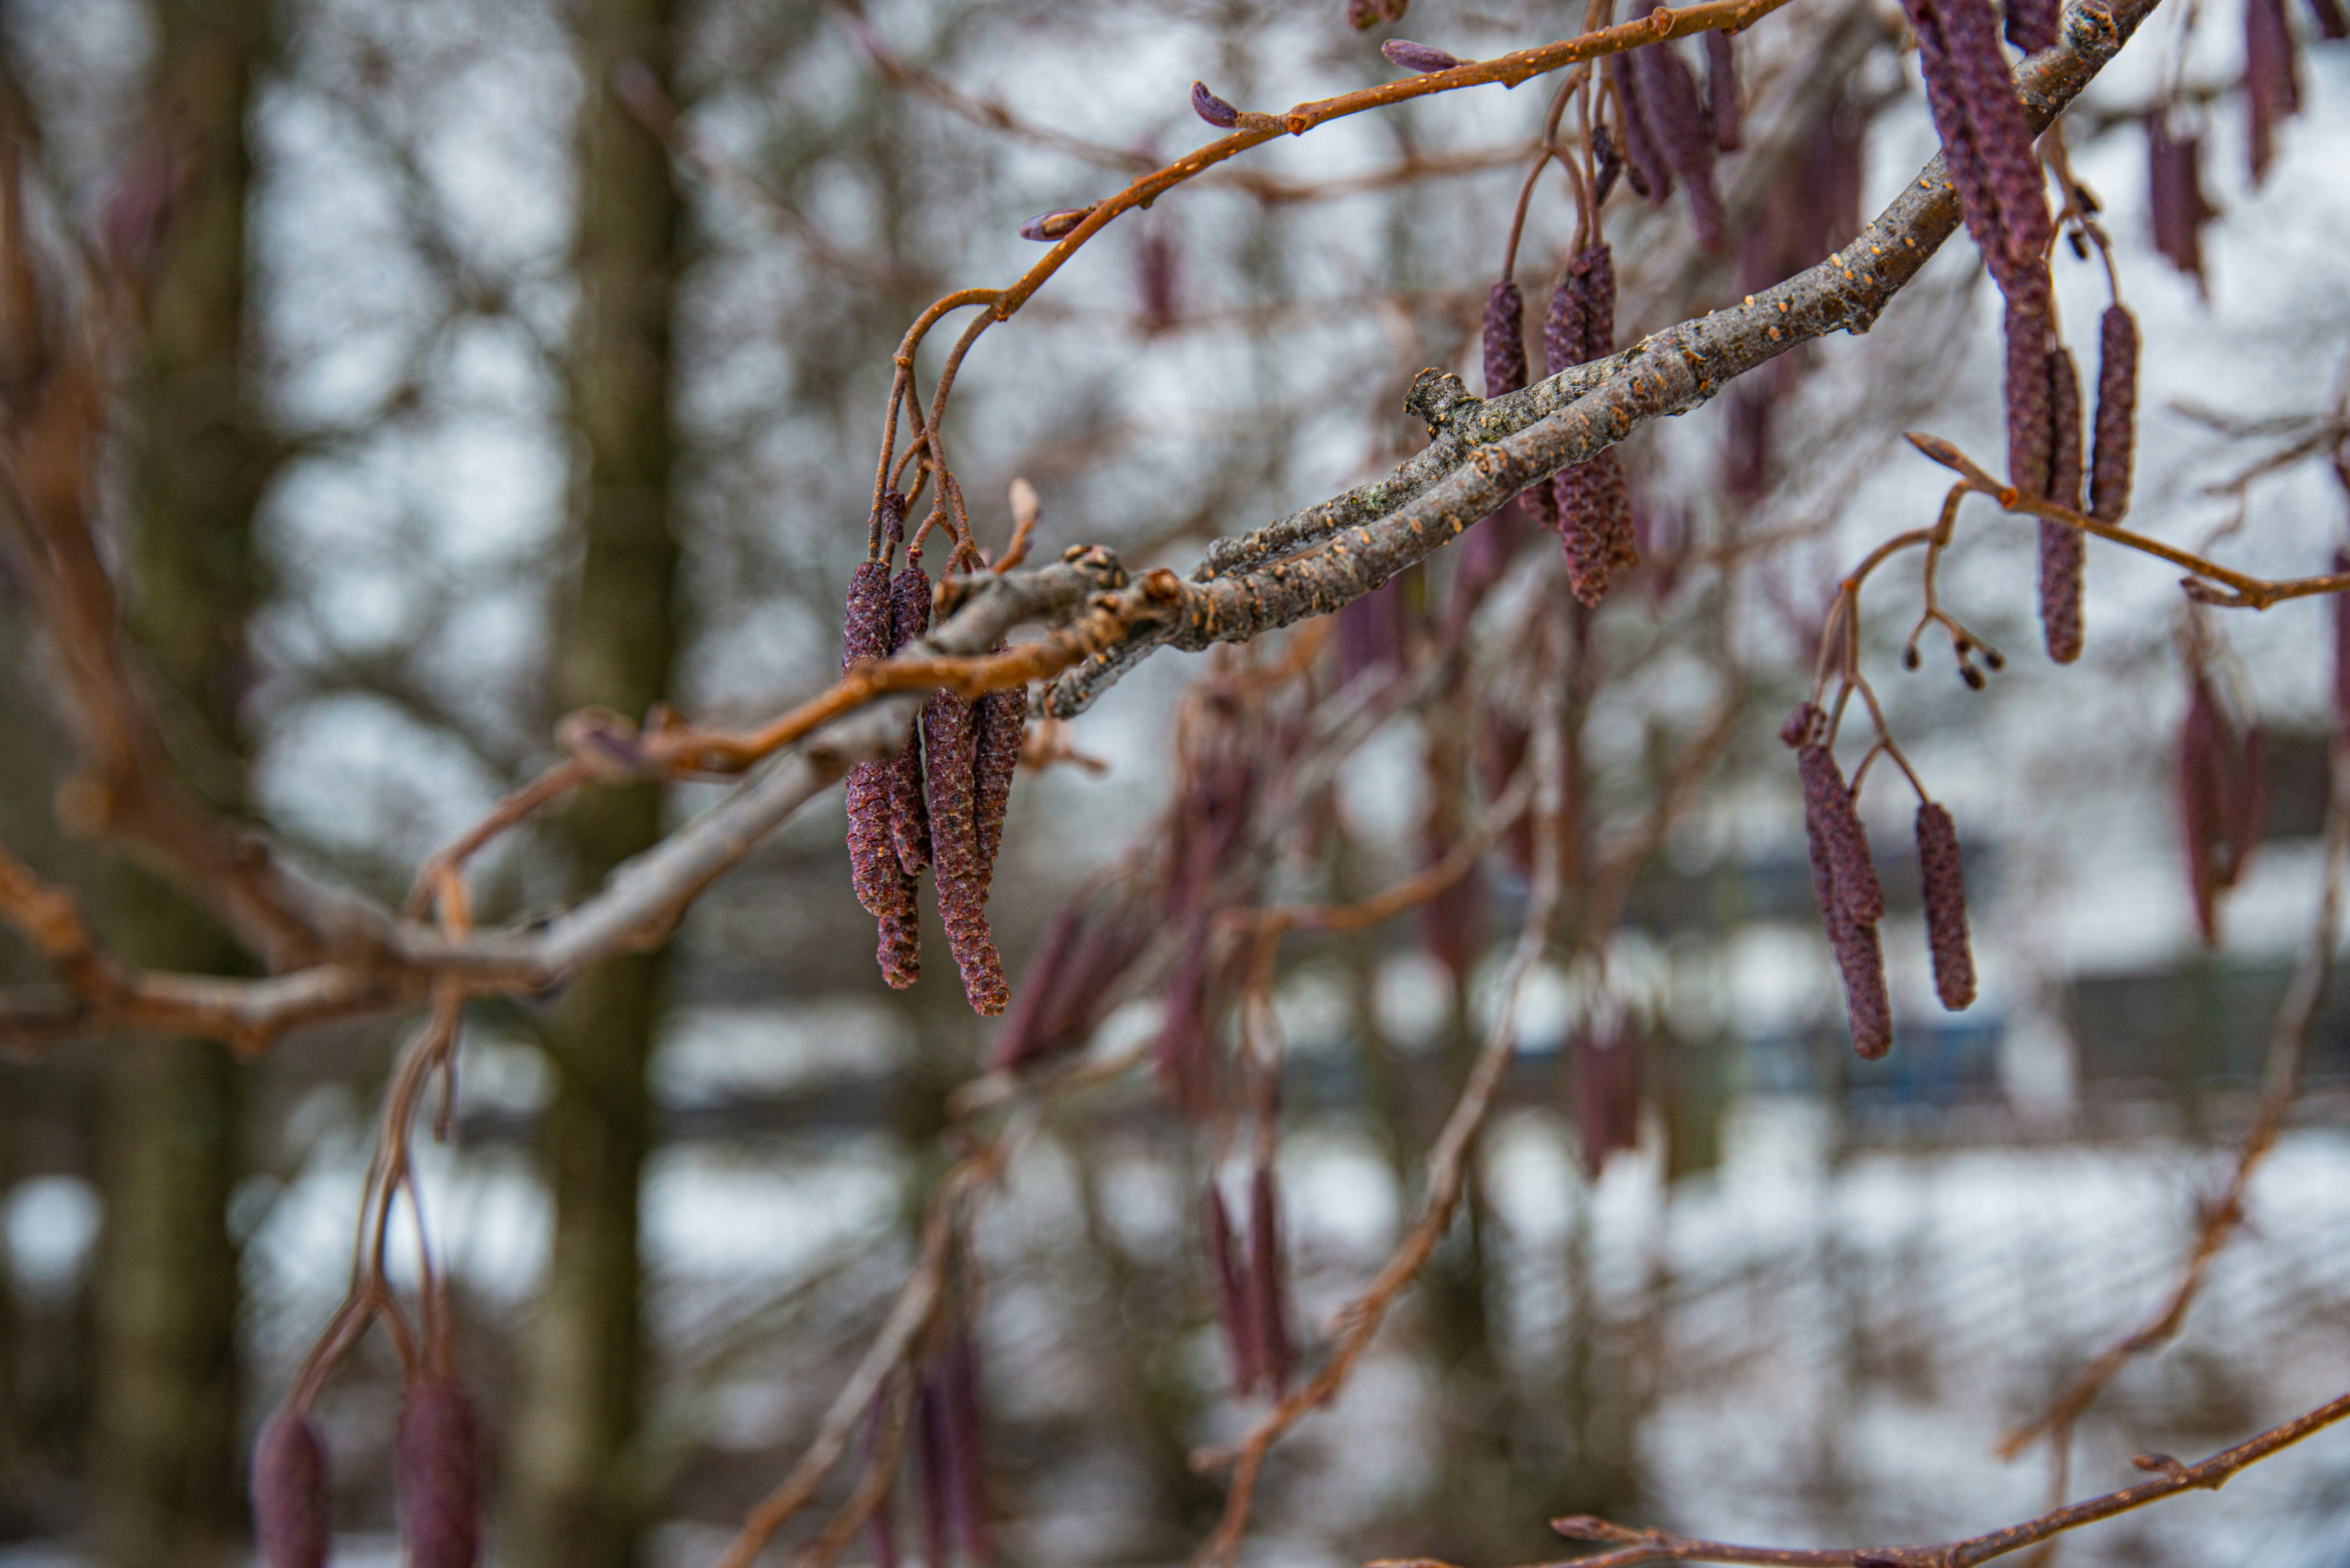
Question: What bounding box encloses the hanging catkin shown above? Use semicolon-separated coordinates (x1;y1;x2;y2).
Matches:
396;1378;480;1568
2089;304;2139;522
252;1414;331;1568
2039;346;2085;664
1548;244;1633;607
922;683;1010;1015
1915;803;1977;1010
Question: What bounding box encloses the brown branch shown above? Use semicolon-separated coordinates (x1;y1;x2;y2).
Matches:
0;0;2164;1055
1994;729;2350;1460
1373;1383;2350;1568
1907;433;2350;610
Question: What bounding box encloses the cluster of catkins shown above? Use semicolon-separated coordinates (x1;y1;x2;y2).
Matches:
1345;0;1409;26
843;494;1023;1014
1782;704;1975;1059
1480;246;1641;609
1608;3;1741;252
254;1376;480;1568
2176;651;2267;946
871;1326;991;1568
2151;0;2341;290
1905;0;2148;664
1204;1153;1296;1397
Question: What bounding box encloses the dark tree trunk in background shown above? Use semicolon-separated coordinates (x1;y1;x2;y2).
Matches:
508;2;682;1562
90;4;277;1563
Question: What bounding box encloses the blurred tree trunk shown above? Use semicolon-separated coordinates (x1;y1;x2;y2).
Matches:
508;3;682;1563
89;4;277;1564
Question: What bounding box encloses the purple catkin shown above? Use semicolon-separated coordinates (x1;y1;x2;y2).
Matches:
1483;277;1554;541
2146;119;2213;287
923;687;1010;1015
1549;245;1632;606
396;1378;480;1568
2311;0;2350;41
2089;304;2139;523
1833;906;1895;1059
2333;550;2350;741
2179;675;2227;945
1703;31;1741;151
1608;53;1674;202
2003;286;2055;499
879;901;922;990
972;681;1023;893
1336;579;1407;682
915;1380;951;1568
1155;920;1219;1118
1382;39;1461;72
1192;81;1241;127
1483;280;1527;400
1032;911;1149;1058
1571;1024;1643;1177
1905;0;2051;297
887;561;935;876
252;1414;330;1568
1382;0;1409;18
1797;741;1884;925
846;560;907;930
1247;1161;1294;1394
1205;1184;1261;1393
2004;0;2059;55
1346;0;1380;27
1634;39;1727;251
1915;803;1976;1011
940;1333;989;1563
990;900;1084;1071
2245;0;2301;185
2178;670;2269;945
2039;345;2085;665
1591;122;1626;206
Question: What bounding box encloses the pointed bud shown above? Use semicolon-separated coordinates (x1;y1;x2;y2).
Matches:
1381;39;1462;72
1018;206;1094;242
1191;81;1242;128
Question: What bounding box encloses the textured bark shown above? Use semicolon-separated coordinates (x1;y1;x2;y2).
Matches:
92;4;276;1562
510;2;682;1564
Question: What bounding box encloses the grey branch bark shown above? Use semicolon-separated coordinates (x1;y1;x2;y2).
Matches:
0;0;2154;1050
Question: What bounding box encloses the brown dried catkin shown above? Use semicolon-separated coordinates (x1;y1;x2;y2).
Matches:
397;1378;480;1568
1915;802;1976;1010
2039;346;2085;664
2089;303;2139;522
253;1414;330;1568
